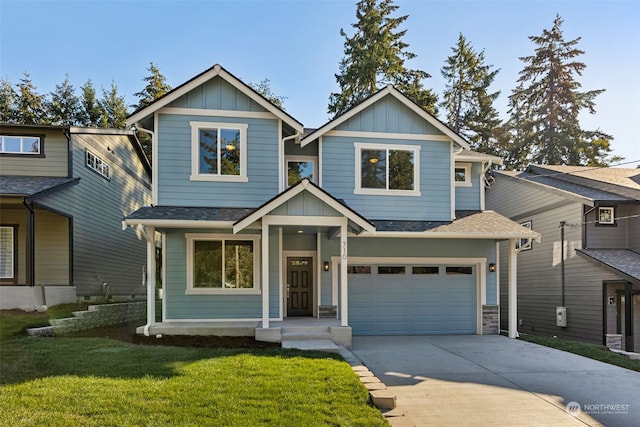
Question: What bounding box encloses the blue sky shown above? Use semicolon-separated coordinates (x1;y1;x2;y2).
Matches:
1;0;638;164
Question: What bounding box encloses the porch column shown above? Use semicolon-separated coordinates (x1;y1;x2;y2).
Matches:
508;238;518;338
262;223;269;328
24;201;35;286
144;226;156;336
340;219;348;327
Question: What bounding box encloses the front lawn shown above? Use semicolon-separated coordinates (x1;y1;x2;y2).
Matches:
0;310;387;426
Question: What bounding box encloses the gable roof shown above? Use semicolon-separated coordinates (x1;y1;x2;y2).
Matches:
577;249;640;285
530;165;640;191
299;85;470;150
126;64;303;133
232;179;375;234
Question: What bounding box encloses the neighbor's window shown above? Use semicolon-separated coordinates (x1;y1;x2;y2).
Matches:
516;220;533;251
355;143;420;196
598;207;615;225
190;121;248;182
0;134;42;156
286;156;316;187
454;163;471;187
0;226;17;283
186;234;259;293
86;150;111;179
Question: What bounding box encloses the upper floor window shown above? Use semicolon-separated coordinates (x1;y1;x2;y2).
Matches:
286;155;316;187
454;163;471;187
0;134;42;156
354;142;420;196
190;121;248;182
86;150;111;179
598;207;615;225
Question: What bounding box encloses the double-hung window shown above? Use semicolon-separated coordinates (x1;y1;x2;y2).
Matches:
190;121;248;182
0;134;43;156
0;226;17;283
186;234;260;294
354;142;420;196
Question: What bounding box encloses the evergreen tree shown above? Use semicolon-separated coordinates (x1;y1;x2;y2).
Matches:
99;82;128;129
248;79;287;110
79;80;104;127
133;62;172;111
48;75;81;126
0;77;18;123
440;34;502;155
328;0;437;117
507;15;616;167
16;72;47;125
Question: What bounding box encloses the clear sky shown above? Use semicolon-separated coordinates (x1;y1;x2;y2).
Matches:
1;0;638;165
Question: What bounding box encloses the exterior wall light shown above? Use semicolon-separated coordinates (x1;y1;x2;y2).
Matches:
323;261;330;272
488;263;496;273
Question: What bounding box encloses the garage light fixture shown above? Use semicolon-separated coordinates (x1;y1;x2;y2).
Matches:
488;263;496;273
323;261;330;272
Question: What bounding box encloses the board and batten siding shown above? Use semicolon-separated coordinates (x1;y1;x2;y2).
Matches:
157;113;280;207
585;204;639;249
321;134;452;221
0;128;68;177
168;76;269;113
36;133;151;297
454;162;482;210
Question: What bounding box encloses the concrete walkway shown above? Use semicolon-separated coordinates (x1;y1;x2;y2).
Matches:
351;335;640;427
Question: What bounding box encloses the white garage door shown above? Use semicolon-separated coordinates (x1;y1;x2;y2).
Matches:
348;264;477;335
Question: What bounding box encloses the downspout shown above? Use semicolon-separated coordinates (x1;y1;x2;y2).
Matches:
559;221;566;307
583;205;596;249
22;199;35;287
480;161;493;211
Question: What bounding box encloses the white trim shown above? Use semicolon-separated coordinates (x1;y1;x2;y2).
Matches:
598;206;615;224
450;142;456;219
318;136;323;187
359;231;541;240
185;233;261;295
162;232;167;322
127;64;303;133
455;152;503;165
300;86;470;150
189;121;248;182
516;221;533;251
278;120;283;191
278;227;283;319
336;256;487;265
495;241;500;307
153;114;159;205
283;250;317;318
454;162;472;187
354;142;421;196
285;155;317;187
160;107;275;120
161;318;278;323
508;239;518;338
264;215;349;227
327;129;451;142
339;220;348;327
233;179;374;234
124;219;236;228
262;225;269;327
316;232;322;318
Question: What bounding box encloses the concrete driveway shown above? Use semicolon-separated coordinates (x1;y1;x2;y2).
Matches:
351;335;640;427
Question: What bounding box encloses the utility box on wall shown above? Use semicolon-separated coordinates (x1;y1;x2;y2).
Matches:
556;306;567;327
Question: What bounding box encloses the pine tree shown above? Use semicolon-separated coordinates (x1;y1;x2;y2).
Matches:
507;15;616;167
79;80;103;127
48;75;81;126
133;62;172;111
328;0;437;117
99;82;128;129
440;34;502;155
16;72;47;125
0;78;18;123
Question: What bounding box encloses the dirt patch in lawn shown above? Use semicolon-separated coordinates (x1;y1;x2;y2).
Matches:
63;321;280;349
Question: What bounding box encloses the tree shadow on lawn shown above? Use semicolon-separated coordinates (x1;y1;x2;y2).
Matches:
1;322;341;386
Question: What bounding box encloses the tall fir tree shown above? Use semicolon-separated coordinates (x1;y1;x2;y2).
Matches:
440;34;502;155
133;62;172;111
79;80;103;127
328;0;437;117
0;77;18;123
99;82;128;129
248;79;287;110
16;72;47;125
48;75;81;126
507;15;616;167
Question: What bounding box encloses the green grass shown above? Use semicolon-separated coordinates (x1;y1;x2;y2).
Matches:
0;309;388;427
0;303;89;341
518;333;640;372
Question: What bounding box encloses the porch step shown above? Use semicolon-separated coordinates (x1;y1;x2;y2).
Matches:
281;326;331;341
281;339;340;353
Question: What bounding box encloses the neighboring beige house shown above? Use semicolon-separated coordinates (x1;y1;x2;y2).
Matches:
487;165;640;352
0;124;151;309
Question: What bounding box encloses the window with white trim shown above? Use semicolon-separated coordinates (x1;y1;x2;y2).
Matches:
86;150;111;179
454;163;472;187
598;207;615;225
186;234;260;294
1;134;42;155
286;155;316;187
190;121;248;182
0;226;17;282
516;220;532;251
354;142;420;196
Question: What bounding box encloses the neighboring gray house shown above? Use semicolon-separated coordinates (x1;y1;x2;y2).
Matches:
0;124;152;309
487;164;640;352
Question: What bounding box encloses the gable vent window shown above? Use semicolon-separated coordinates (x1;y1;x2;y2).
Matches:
86;150;111;179
190;121;248;182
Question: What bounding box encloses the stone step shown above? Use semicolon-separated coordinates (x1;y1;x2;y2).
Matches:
26;326;55;337
281;339;340;353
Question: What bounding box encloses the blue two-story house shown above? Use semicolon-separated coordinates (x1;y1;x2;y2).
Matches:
124;64;538;347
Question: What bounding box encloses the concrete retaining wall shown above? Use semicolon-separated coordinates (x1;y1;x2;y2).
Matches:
49;302;146;334
0;286;77;310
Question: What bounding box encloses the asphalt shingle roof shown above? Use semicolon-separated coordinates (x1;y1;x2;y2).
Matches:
0;176;78;197
125;206;254;222
576;249;640;285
